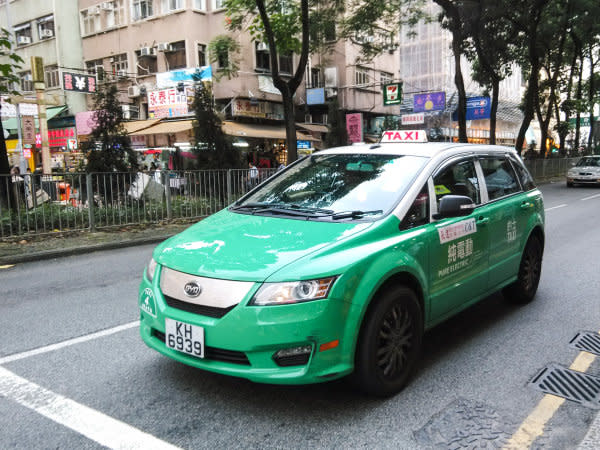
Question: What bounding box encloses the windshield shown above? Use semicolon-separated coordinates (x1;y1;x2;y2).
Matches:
576;157;600;167
233;153;428;220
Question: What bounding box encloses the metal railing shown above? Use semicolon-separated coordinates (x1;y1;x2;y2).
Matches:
0;168;278;240
0;158;577;240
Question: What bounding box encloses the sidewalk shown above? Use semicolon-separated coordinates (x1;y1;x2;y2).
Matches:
0;223;190;265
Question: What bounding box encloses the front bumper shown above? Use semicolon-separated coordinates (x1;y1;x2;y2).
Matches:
567;174;600;184
138;275;358;385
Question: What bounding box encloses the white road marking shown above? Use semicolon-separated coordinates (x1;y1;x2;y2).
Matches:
544;204;567;211
0;366;181;450
0;321;140;365
581;193;600;201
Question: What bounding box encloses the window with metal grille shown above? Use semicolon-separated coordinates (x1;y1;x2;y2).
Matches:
198;43;207;66
165;41;186;69
80;9;100;35
44;65;59;88
111;53;128;76
37;15;54;40
136;50;157;75
380;71;393;85
20;71;33;92
132;0;153;20
355;67;370;87
162;0;183;13
14;23;32;46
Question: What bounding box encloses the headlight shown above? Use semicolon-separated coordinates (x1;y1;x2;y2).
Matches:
249;277;336;306
146;258;157;282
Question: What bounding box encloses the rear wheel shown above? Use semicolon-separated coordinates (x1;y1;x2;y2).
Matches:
353;286;423;396
503;235;543;304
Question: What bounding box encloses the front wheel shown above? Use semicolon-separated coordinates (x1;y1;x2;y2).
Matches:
353;286;423;396
503;235;543;304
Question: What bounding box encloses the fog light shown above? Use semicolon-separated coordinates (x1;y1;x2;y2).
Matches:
273;345;312;367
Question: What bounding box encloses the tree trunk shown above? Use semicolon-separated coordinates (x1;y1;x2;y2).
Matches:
575;51;584;149
490;78;499;145
280;87;298;163
452;32;468;143
587;46;596;150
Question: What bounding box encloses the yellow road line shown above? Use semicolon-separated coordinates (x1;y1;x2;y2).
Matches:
503;335;598;449
0;264;15;269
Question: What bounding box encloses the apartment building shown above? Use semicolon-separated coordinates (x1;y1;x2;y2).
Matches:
77;0;401;162
0;0;87;168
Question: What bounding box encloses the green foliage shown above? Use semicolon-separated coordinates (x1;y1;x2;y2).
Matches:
83;83;137;173
191;81;243;169
208;35;241;80
0;28;23;96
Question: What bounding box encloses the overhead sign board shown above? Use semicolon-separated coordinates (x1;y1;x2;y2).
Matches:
413;92;445;112
156;66;212;89
63;72;97;93
306;88;325;105
401;113;425;125
383;82;402;106
452;96;491;121
147;87;191;118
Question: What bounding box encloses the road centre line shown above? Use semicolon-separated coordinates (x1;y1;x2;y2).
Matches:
581;193;600;201
0;321;140;365
0;366;182;450
0;264;15;269
503;332;599;449
544;204;567;211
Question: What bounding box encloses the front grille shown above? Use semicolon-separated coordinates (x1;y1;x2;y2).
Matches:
163;294;236;318
152;329;250;366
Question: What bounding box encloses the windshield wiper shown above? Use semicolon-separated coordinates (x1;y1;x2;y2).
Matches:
231;203;334;218
331;210;383;220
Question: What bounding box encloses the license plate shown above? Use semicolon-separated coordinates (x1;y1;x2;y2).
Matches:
165;318;204;358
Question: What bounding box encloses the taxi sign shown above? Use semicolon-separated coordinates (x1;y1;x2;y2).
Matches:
381;130;428;143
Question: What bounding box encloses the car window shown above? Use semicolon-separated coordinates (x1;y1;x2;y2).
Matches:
400;184;429;230
479;157;520;200
510;157;536;191
433;159;481;208
576;157;600;167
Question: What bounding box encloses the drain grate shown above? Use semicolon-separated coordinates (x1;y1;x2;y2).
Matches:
529;364;600;409
569;331;600;357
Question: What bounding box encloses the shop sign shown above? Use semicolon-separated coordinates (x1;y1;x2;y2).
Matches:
297;140;311;149
35;127;77;148
306;88;325;105
383;83;402;106
568;116;591;127
1;96;38;118
452;96;491;121
67;139;78;150
156;67;212;89
346;113;363;143
23;147;32;159
148;88;190;118
401;113;425;125
414;91;446;112
232;99;284;120
63;72;97;93
22;115;36;144
131;135;147;149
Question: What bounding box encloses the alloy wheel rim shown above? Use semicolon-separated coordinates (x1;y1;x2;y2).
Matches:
523;247;541;293
377;303;413;379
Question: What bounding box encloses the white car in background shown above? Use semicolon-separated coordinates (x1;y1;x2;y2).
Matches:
566;155;600;187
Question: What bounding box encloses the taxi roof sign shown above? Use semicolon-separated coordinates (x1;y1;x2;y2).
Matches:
381;130;428;143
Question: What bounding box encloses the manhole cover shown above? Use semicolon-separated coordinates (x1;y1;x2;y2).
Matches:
569;331;600;357
529;364;600;409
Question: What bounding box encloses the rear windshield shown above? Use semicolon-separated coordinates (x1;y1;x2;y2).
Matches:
236;154;428;219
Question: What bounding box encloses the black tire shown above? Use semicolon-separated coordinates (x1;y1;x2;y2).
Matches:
503;235;543;304
353;286;423;396
567;181;574;187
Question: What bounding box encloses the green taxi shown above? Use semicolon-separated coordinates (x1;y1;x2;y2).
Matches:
139;130;544;396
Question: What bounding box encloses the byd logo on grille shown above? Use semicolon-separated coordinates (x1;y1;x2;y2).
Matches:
184;281;202;298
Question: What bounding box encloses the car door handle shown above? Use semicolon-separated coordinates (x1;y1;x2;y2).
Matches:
476;216;489;226
520;202;533;210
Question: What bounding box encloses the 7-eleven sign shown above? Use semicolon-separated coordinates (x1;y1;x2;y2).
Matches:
383;82;402;106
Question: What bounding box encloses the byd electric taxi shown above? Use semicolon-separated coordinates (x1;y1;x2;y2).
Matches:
139;130;544;396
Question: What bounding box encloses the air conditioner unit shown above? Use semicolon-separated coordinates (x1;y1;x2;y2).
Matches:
40;29;54;38
139;47;154;56
100;1;114;10
156;42;170;52
325;88;337;98
256;42;269;51
17;35;31;45
128;85;140;97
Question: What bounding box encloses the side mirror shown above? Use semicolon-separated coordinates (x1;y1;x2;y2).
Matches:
433;195;475;219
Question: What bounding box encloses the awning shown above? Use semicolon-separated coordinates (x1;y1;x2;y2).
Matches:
296;123;329;133
129;120;194;135
222;121;317;141
2;105;67;130
123;119;161;134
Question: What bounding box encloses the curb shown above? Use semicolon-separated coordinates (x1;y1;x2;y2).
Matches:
578;410;600;449
0;234;176;265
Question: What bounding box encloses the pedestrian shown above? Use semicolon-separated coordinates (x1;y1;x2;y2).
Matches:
247;161;258;189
